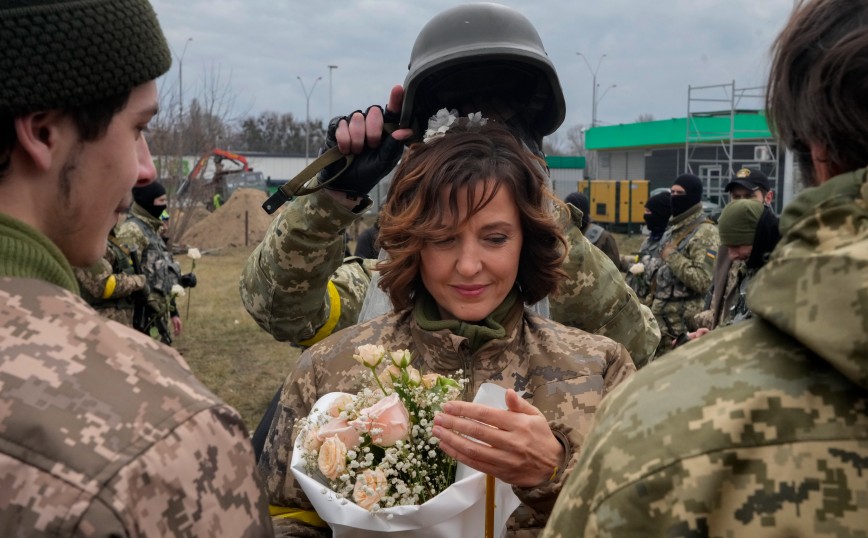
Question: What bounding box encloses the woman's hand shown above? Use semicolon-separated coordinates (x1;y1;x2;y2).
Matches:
432;389;564;488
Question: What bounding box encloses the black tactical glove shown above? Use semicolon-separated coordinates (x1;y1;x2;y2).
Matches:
317;105;404;198
179;273;197;288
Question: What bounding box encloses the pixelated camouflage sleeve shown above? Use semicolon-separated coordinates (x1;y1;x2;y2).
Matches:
550;206;661;367
74;256;146;301
663;222;719;296
239;190;372;343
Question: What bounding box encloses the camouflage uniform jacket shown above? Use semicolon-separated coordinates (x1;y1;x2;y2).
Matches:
694;256;757;330
259;301;635;537
651;203;719;346
115;204;181;318
542;168;868;538
0;214;273;536
241;190;660;364
74;234;147;326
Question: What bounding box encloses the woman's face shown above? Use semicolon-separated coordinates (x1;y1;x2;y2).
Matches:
420;181;523;322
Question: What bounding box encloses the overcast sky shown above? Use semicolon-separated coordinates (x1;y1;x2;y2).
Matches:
149;0;797;141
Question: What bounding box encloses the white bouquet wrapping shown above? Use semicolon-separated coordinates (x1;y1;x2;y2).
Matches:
291;383;521;537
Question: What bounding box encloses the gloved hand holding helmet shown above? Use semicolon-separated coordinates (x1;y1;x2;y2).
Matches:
316;104;406;198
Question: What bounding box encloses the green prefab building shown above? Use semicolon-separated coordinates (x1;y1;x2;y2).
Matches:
584;109;796;214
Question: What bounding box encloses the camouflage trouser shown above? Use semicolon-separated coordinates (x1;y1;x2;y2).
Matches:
651;297;703;356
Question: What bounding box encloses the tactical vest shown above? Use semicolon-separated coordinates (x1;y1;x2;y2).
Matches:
626;236;665;302
126;215;181;296
653;218;711;302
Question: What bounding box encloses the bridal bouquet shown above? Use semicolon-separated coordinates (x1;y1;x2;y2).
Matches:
291;346;521;537
296;345;465;510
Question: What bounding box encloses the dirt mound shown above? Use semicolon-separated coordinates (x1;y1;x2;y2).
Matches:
179;188;279;250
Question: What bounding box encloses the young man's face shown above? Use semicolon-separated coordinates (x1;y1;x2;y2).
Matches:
729;186;773;205
50;81;158;267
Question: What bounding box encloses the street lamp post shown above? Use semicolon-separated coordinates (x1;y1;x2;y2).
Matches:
170;37;192;181
297;75;322;165
576;52;608;127
328;65;338;120
595;83;617;124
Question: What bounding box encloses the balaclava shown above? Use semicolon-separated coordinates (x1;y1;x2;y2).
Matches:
671;174;703;217
565;192;591;230
644;191;671;240
133;181;167;220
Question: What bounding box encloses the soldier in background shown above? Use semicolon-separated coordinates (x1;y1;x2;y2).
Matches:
543;0;868;535
0;0;271;535
562;192;621;269
74;223;148;327
690;199;780;337
651;173;719;354
622;190;671;303
116;180;197;344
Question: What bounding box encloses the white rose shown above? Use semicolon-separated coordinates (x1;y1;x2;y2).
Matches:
186;247;202;260
171;284;186;297
629;262;645;276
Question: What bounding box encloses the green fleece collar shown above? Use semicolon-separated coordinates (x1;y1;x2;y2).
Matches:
414;288;519;353
0;213;79;293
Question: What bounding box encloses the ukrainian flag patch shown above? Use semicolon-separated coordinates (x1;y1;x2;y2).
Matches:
706;249;717;260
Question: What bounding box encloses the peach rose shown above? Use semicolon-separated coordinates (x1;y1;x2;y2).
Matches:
317;436;347;480
377;364;402;389
350;393;410;447
301;426;322;452
405;366;422;387
328;394;354;418
353;468;388;510
421;373;440;389
317;417;362;450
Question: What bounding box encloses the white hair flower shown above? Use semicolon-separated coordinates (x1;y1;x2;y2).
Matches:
422;108;488;144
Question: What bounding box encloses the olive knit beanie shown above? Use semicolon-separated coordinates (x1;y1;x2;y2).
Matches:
0;0;171;115
717;199;764;246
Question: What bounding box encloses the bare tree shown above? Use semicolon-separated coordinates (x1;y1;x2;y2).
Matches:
635;113;655;123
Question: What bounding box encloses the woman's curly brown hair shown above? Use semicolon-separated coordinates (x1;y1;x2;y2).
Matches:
377;121;568;311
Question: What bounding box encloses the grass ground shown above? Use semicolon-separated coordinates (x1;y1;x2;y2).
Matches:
176;233;643;432
172;246;299;431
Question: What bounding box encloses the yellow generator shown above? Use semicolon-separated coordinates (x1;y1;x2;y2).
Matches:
576;179;649;231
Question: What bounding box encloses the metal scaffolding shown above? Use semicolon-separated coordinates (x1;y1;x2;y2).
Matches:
684;81;779;205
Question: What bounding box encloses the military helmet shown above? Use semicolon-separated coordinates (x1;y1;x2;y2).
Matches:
400;3;566;142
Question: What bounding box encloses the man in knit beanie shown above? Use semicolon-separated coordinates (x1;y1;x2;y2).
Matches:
650;173;719;354
691;199;781;336
0;1;271;535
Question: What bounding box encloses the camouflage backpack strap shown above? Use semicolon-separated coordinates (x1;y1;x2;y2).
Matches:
674;218;712;252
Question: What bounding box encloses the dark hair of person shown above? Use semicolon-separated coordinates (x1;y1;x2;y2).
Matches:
378;121;567;311
766;0;868;183
0;90;131;177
